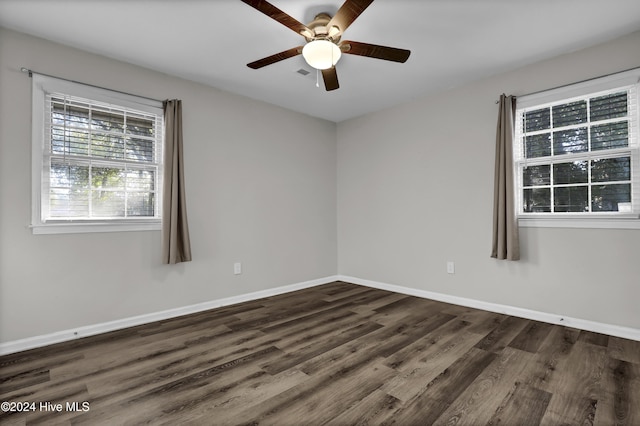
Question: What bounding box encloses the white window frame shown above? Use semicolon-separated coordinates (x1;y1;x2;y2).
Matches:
31;74;164;234
514;68;640;229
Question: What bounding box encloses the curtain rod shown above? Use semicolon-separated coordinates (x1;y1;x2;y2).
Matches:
495;65;640;104
21;67;164;104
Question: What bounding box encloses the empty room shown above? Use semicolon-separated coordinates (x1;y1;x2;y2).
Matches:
1;0;639;424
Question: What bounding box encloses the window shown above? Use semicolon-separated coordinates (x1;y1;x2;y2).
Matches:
31;74;164;234
514;69;640;228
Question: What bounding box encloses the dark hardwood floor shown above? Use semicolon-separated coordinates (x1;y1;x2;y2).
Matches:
1;281;639;425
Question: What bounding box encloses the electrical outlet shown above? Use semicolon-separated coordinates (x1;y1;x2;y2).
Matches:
447;261;455;274
234;262;242;275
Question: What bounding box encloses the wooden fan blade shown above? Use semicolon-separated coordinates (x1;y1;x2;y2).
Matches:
321;67;339;91
328;0;374;33
240;0;310;36
340;40;410;63
247;47;303;69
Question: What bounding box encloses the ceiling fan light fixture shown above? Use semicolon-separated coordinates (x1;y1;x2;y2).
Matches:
302;40;341;70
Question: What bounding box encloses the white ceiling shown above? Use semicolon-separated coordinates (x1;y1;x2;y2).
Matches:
1;0;640;122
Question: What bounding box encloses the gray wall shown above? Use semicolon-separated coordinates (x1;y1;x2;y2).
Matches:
2;26;639;345
337;30;640;330
0;28;338;342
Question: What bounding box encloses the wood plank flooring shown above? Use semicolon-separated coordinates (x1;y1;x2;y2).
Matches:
1;281;639;425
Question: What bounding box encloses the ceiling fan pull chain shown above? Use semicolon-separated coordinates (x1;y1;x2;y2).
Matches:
316;69;320;88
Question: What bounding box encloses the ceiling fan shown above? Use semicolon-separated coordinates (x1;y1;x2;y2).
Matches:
241;0;411;91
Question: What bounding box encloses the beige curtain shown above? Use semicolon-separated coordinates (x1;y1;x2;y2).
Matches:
162;100;192;264
491;94;520;260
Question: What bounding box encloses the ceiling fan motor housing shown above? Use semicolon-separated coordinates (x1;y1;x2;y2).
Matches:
302;13;341;43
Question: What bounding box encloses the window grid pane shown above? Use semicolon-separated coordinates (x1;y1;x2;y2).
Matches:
520;155;631;213
48;160;157;219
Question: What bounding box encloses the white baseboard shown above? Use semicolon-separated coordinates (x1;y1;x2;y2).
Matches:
0;275;339;356
3;273;637;355
338;275;640;342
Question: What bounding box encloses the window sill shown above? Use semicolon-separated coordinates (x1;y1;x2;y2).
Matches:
31;221;161;235
518;215;640;229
